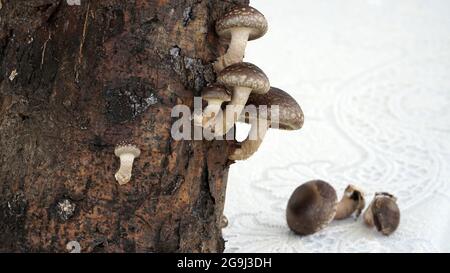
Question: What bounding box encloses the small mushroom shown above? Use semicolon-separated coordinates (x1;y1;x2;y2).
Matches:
286;180;337;235
66;241;81;253
229;87;304;160
334;184;365;220
220;215;229;229
363;192;400;235
114;142;141;185
193;84;231;127
214;62;270;136
214;6;268;72
287;180;366;235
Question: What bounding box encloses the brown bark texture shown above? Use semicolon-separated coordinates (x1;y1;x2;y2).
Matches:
0;0;247;252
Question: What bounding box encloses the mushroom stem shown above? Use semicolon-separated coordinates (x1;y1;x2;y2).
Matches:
214;86;252;136
229;118;269;160
334;185;365;220
214;28;250;72
115;153;137;185
335;198;358;220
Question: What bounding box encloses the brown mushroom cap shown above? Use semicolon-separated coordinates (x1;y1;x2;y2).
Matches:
371;193;400;236
286;180;337;235
202;84;231;102
217;62;270;95
242;87;304;130
114;142;141;158
216;6;268;41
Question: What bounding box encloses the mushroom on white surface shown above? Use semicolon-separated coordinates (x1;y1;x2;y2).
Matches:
334;184;365;220
193;84;231;128
114;142;141;185
363;192;400;236
214;62;270;136
286;180;338;235
214;5;268;72
286;180;367;235
229;87;304;160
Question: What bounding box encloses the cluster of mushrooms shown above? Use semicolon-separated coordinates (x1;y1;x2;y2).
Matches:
110;5;400;242
286;180;400;236
112;5;304;185
194;5;304;161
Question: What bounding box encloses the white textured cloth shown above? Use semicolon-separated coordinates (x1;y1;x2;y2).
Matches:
223;0;450;252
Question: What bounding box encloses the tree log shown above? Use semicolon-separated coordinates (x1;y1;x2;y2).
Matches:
0;0;247;253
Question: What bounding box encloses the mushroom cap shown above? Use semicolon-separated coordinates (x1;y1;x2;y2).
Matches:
114;142;141;157
217;62;270;95
216;6;268;41
286;180;337;235
202;84;231;102
371;193;400;235
375;192;397;202
242;87;304;130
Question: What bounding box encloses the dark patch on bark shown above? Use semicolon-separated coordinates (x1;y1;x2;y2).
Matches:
0;191;28;251
88;135;111;151
107;9;125;38
6;191;28;217
194;160;215;220
104;77;158;124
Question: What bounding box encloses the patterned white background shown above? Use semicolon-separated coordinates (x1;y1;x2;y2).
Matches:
224;0;450;252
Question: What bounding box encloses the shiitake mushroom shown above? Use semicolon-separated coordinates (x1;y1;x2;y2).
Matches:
286;180;365;235
363;192;400;236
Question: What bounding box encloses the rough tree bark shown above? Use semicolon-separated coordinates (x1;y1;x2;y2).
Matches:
0;0;247;252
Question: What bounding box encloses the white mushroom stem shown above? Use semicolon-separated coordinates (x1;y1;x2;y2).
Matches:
229;118;268;160
115;153;137;185
213;86;252;136
214;28;251;72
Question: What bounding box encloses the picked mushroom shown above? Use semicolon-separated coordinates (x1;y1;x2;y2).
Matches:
229;87;304;160
363;192;400;236
286;180;338;235
334;184;365;220
193;83;231;128
114;142;141;185
286;180;366;235
213;62;270;136
214;5;268;72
